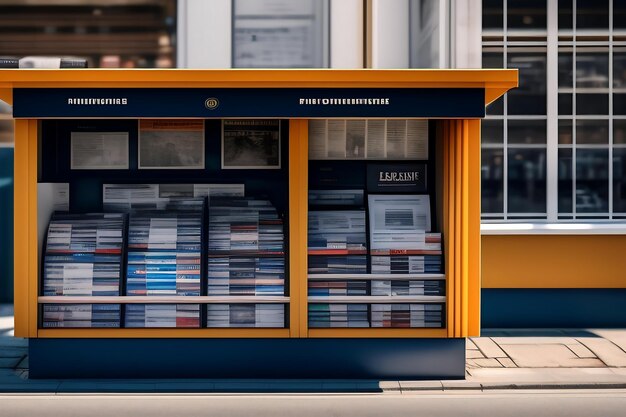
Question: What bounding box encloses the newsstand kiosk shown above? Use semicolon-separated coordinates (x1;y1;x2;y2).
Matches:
0;69;517;379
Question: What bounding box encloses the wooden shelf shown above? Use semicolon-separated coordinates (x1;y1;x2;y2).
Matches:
308;295;445;303
39;296;290;304
308;273;445;280
307;328;447;338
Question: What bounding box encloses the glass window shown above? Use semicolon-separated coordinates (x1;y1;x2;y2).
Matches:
615;120;626;144
613;148;626;213
507;0;547;30
508;120;547;144
507;148;547;213
483;51;505;115
409;0;441;68
558;51;573;87
481;148;505;213
559;94;573;114
232;0;329;68
483;0;504;30
576;94;609;115
576;49;609;89
558;0;573;30
576;0;609;30
482;120;504;144
558;148;573;213
507;49;547;115
576;149;609;213
616;0;626;29
558;120;573;144
576;120;609;144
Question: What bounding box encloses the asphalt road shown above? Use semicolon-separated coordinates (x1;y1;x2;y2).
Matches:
1;390;626;417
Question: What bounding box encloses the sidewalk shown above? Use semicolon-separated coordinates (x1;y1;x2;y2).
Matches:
2;303;626;393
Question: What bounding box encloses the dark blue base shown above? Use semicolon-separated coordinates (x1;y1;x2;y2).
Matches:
29;338;465;380
482;289;626;328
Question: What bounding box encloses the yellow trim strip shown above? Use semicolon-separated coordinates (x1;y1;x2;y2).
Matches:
467;120;482;336
13;120;29;337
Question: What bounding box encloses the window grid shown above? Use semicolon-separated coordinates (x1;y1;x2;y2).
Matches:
482;0;624;222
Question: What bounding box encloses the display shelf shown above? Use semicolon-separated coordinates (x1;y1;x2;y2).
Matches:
307;295;445;303
308;273;446;281
39;296;290;304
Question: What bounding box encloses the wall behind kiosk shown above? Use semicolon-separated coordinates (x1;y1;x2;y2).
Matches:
39;119;290;214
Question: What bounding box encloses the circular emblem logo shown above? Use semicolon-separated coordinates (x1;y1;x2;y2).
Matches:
205;97;219;110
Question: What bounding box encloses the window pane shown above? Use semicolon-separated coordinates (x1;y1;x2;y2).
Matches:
558;148;573;213
508;120;546;144
559;93;573;114
558;119;573;144
615;120;626;144
232;0;328;68
483;0;504;30
576;94;609;115
558;0;573;30
482;119;504;144
507;148;547;213
576;120;609;144
614;50;626;88
576;0;609;30
481;148;504;213
576;49;609;89
558;51;573;87
615;94;626;115
613;148;626;213
507;0;546;30
409;0;441;68
616;0;626;29
576;148;609;213
507;49;547;115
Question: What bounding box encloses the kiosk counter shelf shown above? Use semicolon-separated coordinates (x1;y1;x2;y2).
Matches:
0;69;517;379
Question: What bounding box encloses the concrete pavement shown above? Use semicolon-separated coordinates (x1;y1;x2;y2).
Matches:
2;304;626;392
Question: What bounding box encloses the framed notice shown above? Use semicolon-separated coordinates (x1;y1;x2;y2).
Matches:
222;120;281;169
138;120;205;169
70;132;129;170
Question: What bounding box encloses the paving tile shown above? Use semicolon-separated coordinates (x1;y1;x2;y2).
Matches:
0;347;27;358
466;339;479;350
497;358;517;368
472;358;503;368
0;337;28;348
468;367;626;384
471;338;508;358
577;338;626;367
441;380;482;390
567;343;597;359
399;380;442;391
492;337;579;346
378;381;401;391
465;359;480;369
0;356;24;369
466;350;485;359
588;330;626;354
500;344;605;368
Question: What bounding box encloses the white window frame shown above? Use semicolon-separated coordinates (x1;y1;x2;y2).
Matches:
177;0;363;69
481;0;626;233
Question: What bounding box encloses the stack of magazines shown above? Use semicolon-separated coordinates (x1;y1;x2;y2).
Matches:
125;304;200;328
125;203;203;328
206;304;285;328
371;280;445;296
308;281;367;296
308;304;369;328
206;196;286;327
371;304;443;328
42;213;125;328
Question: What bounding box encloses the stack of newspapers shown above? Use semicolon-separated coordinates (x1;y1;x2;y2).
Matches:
206;304;284;328
308;280;367;296
371;304;443;328
42;213;125;328
206;196;286;327
308;304;369;328
125;202;203;328
370;280;445;297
